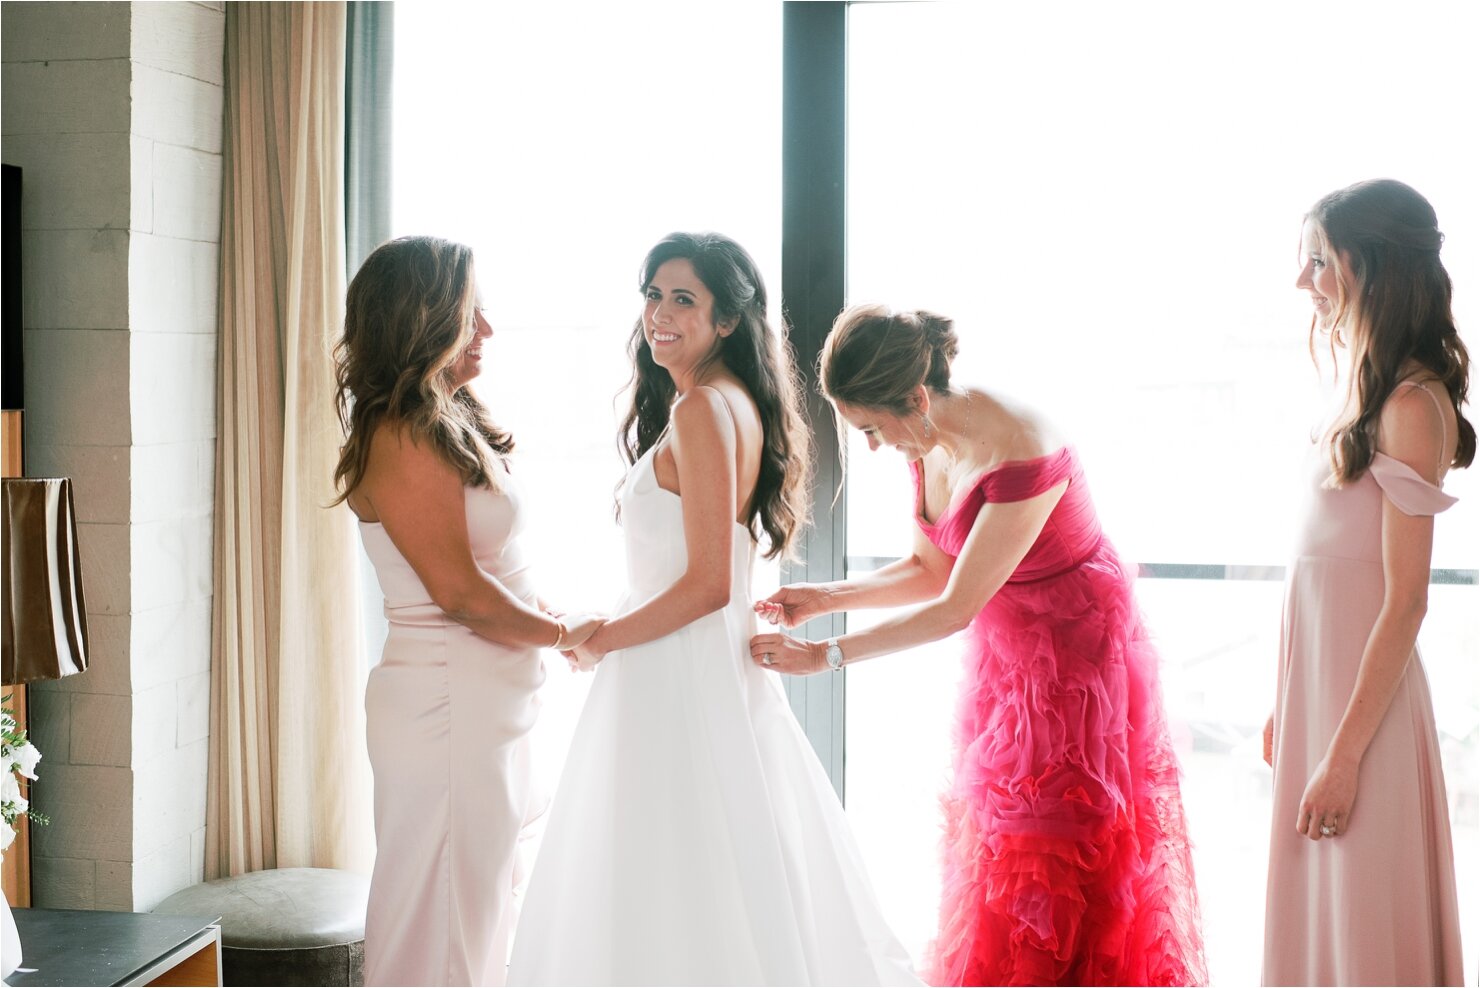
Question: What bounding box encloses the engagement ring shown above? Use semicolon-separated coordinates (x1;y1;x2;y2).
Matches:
1320;824;1335;836
762;653;774;666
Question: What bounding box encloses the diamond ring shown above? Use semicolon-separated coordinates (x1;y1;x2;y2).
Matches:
1320;824;1335;836
762;653;774;666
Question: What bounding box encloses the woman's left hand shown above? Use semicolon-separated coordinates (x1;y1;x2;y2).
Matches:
748;632;827;675
564;622;609;672
1296;752;1359;841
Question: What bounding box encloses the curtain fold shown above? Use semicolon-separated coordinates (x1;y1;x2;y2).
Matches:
208;0;372;879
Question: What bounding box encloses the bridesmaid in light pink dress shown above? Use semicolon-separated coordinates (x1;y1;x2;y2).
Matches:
1265;180;1472;986
333;237;603;985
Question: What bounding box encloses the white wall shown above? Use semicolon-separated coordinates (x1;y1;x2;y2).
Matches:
1;0;224;911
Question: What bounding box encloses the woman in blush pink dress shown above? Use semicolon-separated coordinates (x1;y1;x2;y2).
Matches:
1263;179;1471;986
751;305;1206;987
332;236;603;986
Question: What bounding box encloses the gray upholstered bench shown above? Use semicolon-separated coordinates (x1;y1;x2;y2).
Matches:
153;867;369;986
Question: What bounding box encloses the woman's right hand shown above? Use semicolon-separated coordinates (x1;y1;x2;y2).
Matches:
754;584;836;629
559;613;605;651
1263;711;1275;767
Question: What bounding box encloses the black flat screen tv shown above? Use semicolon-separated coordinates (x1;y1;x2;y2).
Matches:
2;163;20;411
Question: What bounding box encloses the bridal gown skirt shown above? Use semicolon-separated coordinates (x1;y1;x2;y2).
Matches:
508;448;918;986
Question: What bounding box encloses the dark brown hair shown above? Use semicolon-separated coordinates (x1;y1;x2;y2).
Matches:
1308;179;1474;482
333;236;513;503
820;304;959;413
618;232;810;558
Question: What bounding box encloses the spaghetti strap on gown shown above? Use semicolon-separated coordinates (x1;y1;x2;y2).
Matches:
914;447;1206;987
507;445;919;986
1264;386;1463;986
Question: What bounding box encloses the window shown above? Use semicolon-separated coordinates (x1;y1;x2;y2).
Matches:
843;4;1478;981
392;0;782;848
387;4;1478;983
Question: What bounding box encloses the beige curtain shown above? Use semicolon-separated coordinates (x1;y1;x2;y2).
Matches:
208;0;372;878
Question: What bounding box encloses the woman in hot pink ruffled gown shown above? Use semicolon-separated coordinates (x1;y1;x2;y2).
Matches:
751;304;1207;987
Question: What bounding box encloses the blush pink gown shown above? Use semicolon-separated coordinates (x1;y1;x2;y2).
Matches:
913;447;1206;987
1264;399;1464;986
360;481;545;986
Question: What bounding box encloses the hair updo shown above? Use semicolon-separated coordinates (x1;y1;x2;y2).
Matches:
820;304;959;414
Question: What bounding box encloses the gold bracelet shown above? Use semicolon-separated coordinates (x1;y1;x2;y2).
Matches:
551;620;568;650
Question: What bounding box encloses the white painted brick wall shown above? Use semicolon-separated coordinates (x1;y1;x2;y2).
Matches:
129;599;211;692
131;2;225;86
5;0;224;912
128;334;216;444
130;64;222;154
130;440;213;523
129;234;220;334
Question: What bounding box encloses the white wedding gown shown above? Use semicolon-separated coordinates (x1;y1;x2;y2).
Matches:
507;445;920;986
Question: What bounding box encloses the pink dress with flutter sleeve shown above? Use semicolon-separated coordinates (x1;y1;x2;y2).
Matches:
1264;386;1464;986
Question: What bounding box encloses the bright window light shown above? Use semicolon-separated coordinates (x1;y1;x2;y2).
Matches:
844;4;1477;985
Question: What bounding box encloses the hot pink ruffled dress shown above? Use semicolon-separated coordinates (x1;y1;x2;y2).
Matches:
913;447;1207;987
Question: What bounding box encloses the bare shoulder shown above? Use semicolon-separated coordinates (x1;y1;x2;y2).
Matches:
368;418;428;464
1379;379;1454;482
966;386;1068;463
673;385;741;442
365;419;461;484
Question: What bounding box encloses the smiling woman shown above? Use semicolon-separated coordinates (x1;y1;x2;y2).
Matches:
839;4;1478;984
390;8;785;934
333;236;604;986
506;233;918;986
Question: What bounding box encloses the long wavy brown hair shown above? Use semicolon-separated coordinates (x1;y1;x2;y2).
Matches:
333;236;513;503
1308;179;1474;484
618;232;811;559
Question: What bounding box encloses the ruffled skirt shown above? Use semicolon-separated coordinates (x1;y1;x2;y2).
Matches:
928;543;1206;987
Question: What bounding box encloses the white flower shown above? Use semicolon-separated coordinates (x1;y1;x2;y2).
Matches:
12;742;40;780
0;772;19;808
0;822;13;852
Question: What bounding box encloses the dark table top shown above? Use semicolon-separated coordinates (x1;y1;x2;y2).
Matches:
7;907;220;987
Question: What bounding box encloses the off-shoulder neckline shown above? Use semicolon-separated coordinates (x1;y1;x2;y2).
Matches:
912;445;1074;528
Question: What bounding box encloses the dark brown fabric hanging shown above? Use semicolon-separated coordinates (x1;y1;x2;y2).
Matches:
1;477;89;685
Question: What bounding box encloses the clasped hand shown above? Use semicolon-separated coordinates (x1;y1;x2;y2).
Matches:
551;613;606;673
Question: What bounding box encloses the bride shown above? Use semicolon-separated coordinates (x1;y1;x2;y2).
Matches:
507;233;919;986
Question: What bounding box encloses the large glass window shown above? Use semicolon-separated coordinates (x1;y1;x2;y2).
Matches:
843;4;1478;983
393;0;781;846
386;5;1477;984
